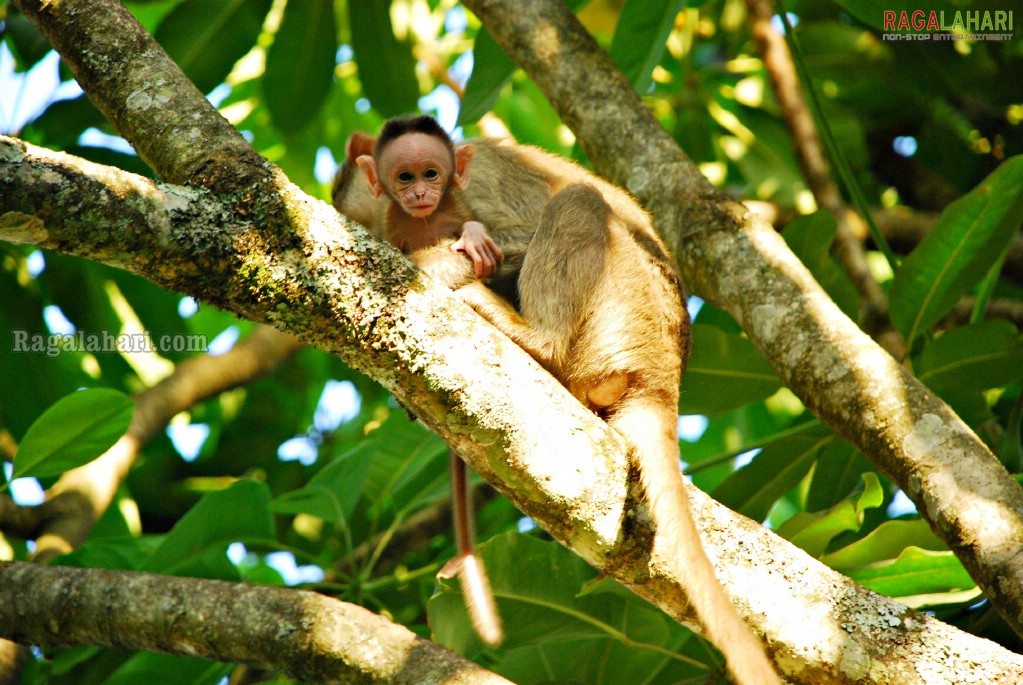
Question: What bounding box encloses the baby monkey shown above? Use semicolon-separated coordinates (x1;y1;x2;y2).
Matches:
352;115;504;647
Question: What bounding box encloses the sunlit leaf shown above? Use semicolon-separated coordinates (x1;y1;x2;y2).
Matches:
776;473;884;557
458;28;515;125
609;0;684;94
890;156;1023;346
842;547;976;599
822;519;945;569
431;534;702;682
271;447;372;524
12;388;133;480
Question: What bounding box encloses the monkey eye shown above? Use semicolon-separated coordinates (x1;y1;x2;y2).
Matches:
424;168;440;180
397;171;414;183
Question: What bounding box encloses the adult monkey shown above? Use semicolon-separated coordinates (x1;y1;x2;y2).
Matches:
334;116;780;685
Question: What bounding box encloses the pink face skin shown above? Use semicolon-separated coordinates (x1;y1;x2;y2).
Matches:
357;133;474;219
376;133;454;218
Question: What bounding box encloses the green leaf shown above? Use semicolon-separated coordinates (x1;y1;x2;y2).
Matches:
271;446;373;524
431;534;702;682
609;0;684;94
458;28;516;125
12;388;133;480
776;473;884;557
782;211;859;320
349;0;419;117
917;320;1023;391
806;441;872;512
142;480;274;574
842;547;976;599
711;424;832;522
822;519;945;569
154;0;273;94
102;652;231;685
4;10;51;70
264;0;337;134
889;156;1023;346
679;324;782;415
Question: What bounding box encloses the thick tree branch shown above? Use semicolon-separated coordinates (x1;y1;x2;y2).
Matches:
745;0;899;356
0;561;513;685
6;137;1023;683
462;0;1023;641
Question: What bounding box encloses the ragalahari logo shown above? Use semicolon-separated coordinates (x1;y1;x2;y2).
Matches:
882;10;1014;41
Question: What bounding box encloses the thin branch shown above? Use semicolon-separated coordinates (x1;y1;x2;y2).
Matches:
0;561;514;685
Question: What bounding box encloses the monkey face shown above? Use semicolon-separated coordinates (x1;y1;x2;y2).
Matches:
377;133;455;218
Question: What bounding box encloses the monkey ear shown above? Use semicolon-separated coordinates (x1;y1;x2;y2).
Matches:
347;132;376;160
356;155;384;198
453;144;477;190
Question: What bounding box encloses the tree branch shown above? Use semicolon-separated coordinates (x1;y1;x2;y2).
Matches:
0;561;513;685
461;0;1023;641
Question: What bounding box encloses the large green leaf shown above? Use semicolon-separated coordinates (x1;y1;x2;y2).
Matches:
102;652;230;685
890;156;1023;346
271;445;373;524
458;28;516;125
264;0;336;134
917;320;1023;391
823;519;945;569
679;324;782;415
782;211;859;320
349;0;419;117
12;388;133;480
431;534;703;682
776;473;884;557
842;547;976;599
712;424;832;523
154;0;273;95
609;0;684;94
142;479;274;574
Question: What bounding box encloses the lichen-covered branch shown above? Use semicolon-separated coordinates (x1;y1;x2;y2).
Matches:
461;0;1023;641
0;561;513;685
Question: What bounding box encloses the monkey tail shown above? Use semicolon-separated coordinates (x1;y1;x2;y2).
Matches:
447;450;504;647
612;400;781;685
456;553;504;647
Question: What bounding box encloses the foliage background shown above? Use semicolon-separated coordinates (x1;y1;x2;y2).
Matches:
1;0;1022;682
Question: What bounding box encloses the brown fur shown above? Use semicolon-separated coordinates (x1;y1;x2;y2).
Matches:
334;124;780;684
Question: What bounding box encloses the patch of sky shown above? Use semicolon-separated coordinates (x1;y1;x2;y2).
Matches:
208;325;240;356
167;423;211;462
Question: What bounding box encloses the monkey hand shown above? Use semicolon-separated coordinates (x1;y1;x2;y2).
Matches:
452;221;504;279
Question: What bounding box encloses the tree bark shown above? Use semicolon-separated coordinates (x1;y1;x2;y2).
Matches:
0;561;513;685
